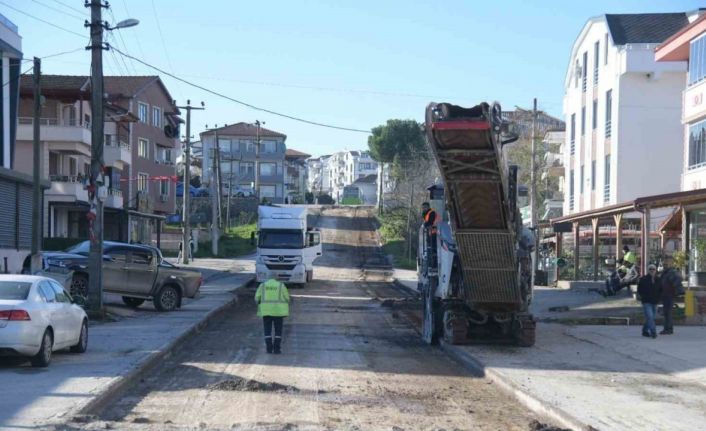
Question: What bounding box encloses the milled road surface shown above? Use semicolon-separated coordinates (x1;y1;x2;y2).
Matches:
67;207;554;431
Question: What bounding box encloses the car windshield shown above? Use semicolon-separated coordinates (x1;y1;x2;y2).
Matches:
0;281;32;300
258;229;304;249
64;241;91;256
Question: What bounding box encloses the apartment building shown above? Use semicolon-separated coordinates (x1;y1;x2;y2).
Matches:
541;130;566;220
284;148;310;202
307;155;330;195
656;14;706;273
200;123;287;203
0;13;45;273
15;75;181;243
323;150;379;202
563;13;689;215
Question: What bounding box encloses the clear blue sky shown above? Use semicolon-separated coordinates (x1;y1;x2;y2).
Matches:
2;0;702;156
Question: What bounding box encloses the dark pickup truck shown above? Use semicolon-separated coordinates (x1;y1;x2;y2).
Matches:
23;241;202;312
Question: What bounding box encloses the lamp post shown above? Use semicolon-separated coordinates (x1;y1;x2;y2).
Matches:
85;1;138;316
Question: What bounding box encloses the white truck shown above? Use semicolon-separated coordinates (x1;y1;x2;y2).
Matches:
256;206;322;285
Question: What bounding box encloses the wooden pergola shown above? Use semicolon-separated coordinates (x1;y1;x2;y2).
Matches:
550;189;706;280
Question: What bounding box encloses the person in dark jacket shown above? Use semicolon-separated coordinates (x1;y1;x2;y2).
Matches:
637;264;662;338
660;264;682;335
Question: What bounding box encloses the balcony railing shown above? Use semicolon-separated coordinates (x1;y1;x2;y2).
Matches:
108;188;122;197
569;195;574;212
603;183;610;203
19;117;90;128
605;120;612;138
50;174;86;184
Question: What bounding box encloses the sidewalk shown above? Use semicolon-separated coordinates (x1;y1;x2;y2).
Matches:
0;257;254;430
446;324;706;431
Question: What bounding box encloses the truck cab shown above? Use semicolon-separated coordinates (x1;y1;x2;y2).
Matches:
256;206;322;285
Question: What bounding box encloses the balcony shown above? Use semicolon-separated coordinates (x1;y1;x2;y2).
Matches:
105;137;131;168
47;175;89;203
105;188;123;209
17;118;91;154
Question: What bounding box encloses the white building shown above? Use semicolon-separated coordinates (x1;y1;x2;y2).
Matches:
542;130;566;220
319;150;379;202
306;155;330;195
563;13;690;215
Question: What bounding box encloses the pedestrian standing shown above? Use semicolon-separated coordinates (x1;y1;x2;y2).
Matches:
637;264;662;338
660;265;682;335
255;278;290;354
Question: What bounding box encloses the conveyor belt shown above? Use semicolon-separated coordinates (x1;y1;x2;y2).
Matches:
426;102;521;307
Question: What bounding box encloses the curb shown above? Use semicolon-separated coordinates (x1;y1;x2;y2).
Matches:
74;277;256;419
392;277;419;295
439;342;595;431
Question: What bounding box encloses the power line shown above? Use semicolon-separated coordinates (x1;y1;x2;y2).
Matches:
31;0;84;21
0;0;86;38
150;0;184;100
49;0;87;16
120;0;147;63
2;66;34;89
107;6;137;74
111;46;372;134
2;47;85;88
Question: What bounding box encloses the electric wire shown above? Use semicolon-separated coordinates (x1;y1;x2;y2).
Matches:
49;0;87;16
107;5;138;74
0;0;86;38
150;0;184;100
120;0;147;63
111;46;372;134
30;0;84;21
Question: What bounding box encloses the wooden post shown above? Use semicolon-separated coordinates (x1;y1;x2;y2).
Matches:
574;222;580;281
641;206;651;276
592;217;599;281
614;213;623;261
682;207;689;280
556;232;563;283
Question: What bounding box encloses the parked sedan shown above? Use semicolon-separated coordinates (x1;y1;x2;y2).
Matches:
0;275;88;367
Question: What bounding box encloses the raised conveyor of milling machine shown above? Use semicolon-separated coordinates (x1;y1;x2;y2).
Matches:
420;101;535;346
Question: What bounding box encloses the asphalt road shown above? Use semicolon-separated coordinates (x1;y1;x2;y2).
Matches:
66;207;554;431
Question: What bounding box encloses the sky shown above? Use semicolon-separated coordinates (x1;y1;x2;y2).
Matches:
2;0;703;157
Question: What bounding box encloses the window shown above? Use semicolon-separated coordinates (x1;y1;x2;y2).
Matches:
582;51;587;92
49;152;59;176
604;155;611;202
689;35;706;86
69;157;77;175
574;59;580;88
581;107;586;136
593;41;599;84
604;33;609;64
569;169;575;211
38;282;56;303
84;114;91;128
164;148;172;162
240;162;254;175
0;281;31;300
570;113;575;154
131;250;153;266
591;160;596;191
107;249;128;263
688;119;706;169
138;173;149;192
152;106;161;128
160;179;169;196
260;162;276;176
605;90;612;138
261;140;277;153
50;281;70;303
259;185;276;198
242;140;256;153
138;102;148;123
138;138;149;159
592;100;597;130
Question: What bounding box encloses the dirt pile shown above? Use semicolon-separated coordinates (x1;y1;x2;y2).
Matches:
208;377;300;393
528;419;573;431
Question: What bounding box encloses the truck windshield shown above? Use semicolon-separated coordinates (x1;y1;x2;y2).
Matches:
258;229;304;249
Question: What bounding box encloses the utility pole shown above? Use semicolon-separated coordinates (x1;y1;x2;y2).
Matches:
205;124;223;255
377;162;384;215
176;100;205;264
254;120;263;202
30;58;42;274
86;0;109;316
530;98;539;273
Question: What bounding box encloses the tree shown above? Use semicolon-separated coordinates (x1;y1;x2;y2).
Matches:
368;119;426;165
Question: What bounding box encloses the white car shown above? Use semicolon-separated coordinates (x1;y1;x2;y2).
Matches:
0;275;88;367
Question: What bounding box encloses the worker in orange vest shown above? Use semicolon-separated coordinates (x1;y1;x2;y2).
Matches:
422;202;439;255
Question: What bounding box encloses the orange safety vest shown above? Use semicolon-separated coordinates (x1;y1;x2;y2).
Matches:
424;210;439;234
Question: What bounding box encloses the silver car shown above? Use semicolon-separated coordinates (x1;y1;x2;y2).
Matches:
0;275;88;367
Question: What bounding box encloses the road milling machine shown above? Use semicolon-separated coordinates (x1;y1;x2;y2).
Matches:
419;102;536;346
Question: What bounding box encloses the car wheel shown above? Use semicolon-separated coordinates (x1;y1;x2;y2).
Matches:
122;297;146;308
31;330;53;367
70;320;88;353
71;273;89;299
154;285;180;312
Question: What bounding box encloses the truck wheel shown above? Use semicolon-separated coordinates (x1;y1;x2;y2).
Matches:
122;297;145;308
31;329;53;367
70;273;89;299
154;285;180;312
514;317;536;347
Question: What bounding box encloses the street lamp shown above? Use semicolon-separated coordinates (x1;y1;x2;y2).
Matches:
108;18;139;30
